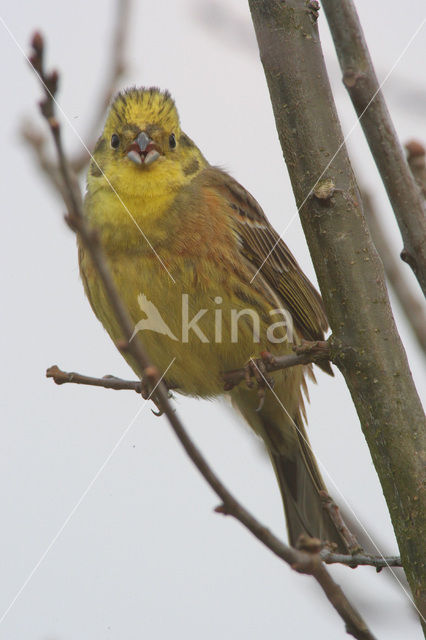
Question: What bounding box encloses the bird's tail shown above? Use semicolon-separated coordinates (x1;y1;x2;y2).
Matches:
232;386;349;553
269;413;348;552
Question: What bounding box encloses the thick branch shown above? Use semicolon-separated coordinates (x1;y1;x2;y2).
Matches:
248;0;426;626
30;32;374;640
362;190;426;356
321;0;426;295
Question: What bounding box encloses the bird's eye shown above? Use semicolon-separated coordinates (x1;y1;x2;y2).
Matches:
169;133;176;149
111;133;120;149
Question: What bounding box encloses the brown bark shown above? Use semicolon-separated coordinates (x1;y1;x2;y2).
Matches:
322;0;426;295
248;0;426;626
362;190;426;356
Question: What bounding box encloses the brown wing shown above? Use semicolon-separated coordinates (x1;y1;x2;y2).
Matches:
201;167;329;344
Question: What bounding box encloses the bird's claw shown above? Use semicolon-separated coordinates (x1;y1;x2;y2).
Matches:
140;367;172;417
151;406;164;417
243;352;275;411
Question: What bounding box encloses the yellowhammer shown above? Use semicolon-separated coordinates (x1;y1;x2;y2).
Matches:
80;87;347;551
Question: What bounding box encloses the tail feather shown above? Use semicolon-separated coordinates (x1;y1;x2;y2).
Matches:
268;412;349;552
232;384;349;552
270;444;348;552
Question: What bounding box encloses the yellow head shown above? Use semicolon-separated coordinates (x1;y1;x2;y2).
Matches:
88;87;206;198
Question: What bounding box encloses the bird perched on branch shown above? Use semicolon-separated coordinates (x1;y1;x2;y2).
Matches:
80;87;348;552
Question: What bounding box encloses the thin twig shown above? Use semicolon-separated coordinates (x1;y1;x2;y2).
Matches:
20;121;65;196
46;365;142;392
223;340;330;388
320;492;362;554
320;550;402;570
22;0;131;182
338;505;413;602
30;32;376;640
46;342;332;394
322;0;426;296
362;189;426;356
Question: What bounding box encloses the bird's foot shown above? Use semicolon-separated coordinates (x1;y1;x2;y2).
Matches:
140;367;173;417
244;351;276;411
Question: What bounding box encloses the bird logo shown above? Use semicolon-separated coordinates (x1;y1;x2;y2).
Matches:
130;294;178;342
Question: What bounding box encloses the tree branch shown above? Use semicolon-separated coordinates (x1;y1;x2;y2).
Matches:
30;31;376;640
338;506;413;600
320;550;402;570
361;189;426;356
223;340;330;388
248;0;426;626
20;121;66;196
321;0;426;295
320;492;362;553
22;0;131;185
47;341;330;393
46;365;142;392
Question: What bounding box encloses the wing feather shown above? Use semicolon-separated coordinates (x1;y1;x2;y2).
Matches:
201;167;329;343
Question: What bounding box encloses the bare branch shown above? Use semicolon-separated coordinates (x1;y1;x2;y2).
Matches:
47;341;331;394
248;0;426;625
322;0;426;295
362;189;426;356
28;32;82;214
223;340;330;389
320;492;362;554
22;0;131;190
20;121;65;196
46;365;142;392
30;32;376;640
320;550;402;570
338;506;413;600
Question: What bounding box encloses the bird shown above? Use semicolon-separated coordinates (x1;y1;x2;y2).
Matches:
79;86;348;552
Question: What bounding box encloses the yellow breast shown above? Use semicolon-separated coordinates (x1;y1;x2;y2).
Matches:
79;184;294;397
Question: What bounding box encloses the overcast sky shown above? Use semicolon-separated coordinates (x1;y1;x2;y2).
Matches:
1;1;425;638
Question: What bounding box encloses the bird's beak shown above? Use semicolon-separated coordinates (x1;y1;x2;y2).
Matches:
126;131;161;166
